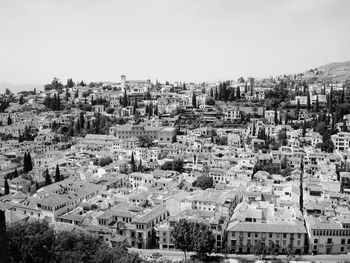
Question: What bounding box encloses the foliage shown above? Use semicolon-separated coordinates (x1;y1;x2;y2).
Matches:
161;159;184;173
23;152;33;173
4;178;9;195
172;219;215;260
192;176;214;190
94;157;113;167
138;135;153;148
44;168;52;186
6;220;144;263
7;220;56;263
265;81;290;109
44;78;64;92
55;164;62;182
254;239;277;259
192;223;215;260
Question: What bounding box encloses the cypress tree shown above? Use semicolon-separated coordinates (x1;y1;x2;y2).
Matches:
315;95;319;112
192;93;197;108
302;120;306;137
123;89;128;107
44;168;51;186
57;93;61;110
296;99;300;112
274;109;278;125
228;88;235;101
27;152;33;171
138;159;143;172
331;114;335;133
23;152;28;173
236;86;241;99
131;152;135;172
7;115;12;125
343;118;348;132
4;179;9;195
55;164;61;182
306;92;311;111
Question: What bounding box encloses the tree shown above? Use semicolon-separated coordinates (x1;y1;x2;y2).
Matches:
138;135;153;148
210;88;214;98
98;157;113;167
6;220;141;263
44;168;52;186
192;176;214;190
254;239;267;259
343;118;348;132
192;93;197;108
138;159;143;173
122;89;128;107
14;169;18;178
7;220;56;263
23;152;29;173
55;230;102;262
296;98;300;112
55;164;61;182
4;178;9;195
19;96;25;105
130;152;136;172
5;88;11;95
274;109;278;125
315;95;319;112
302;120;307;137
306;92;311;111
228;88;235;101
133;97;138;115
192;222;215;260
28;152;33;171
172;219;194;260
7;115;12;125
236;86;241;99
161;159;184;173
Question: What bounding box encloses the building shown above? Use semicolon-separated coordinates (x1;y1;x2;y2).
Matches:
226;220;306;254
331;132;350;151
158;127;177;144
305;215;350;255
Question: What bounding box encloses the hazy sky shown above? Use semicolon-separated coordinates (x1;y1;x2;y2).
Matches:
1;0;350;86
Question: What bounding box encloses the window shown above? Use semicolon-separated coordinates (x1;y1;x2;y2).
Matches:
283;233;287;238
314;239;318;244
342;239;345;245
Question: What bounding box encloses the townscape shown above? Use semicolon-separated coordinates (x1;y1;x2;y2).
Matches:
1;69;350;262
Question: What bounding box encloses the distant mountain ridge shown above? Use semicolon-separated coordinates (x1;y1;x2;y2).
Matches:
0;81;43;93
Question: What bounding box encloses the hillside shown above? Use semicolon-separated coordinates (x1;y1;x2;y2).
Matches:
304;60;350;83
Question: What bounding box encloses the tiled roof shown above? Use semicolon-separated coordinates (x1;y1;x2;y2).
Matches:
227;221;306;233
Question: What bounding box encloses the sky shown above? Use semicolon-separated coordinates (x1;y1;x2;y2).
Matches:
0;0;350;89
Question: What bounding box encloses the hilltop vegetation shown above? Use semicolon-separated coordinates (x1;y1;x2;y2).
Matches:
303;60;350;83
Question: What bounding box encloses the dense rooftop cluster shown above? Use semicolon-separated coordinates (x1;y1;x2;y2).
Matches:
1;73;350;258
